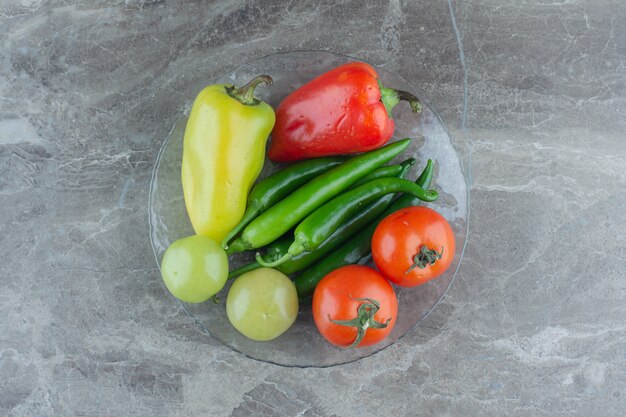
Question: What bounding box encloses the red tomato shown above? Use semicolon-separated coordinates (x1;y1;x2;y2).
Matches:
312;265;398;348
372;206;455;287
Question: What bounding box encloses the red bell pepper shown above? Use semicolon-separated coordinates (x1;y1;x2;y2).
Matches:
268;62;422;162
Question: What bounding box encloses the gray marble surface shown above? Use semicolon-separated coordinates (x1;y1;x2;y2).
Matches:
1;0;624;416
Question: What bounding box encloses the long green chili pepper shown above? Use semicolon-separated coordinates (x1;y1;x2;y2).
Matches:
346;164;403;190
226;138;412;253
234;161;402;267
221;156;346;249
294;159;435;300
256;177;437;267
227;158;416;279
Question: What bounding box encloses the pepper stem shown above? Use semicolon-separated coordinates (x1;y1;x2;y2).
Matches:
328;297;392;348
405;245;443;275
378;80;423;118
227;261;261;280
221;203;262;250
225;238;248;255
255;251;292;268
226;75;273;106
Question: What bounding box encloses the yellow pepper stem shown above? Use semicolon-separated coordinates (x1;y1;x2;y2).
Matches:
226;75;273;106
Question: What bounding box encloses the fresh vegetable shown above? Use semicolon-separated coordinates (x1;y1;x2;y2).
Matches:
346;164;404;190
226;268;299;341
312;265;397;348
256;177;438;267
221;156;346;249
227;138;411;253
182;75;275;242
372;206;455;287
228;158;416;278
160;235;228;303
269;62;422;162
295;160;434;299
225;162;404;254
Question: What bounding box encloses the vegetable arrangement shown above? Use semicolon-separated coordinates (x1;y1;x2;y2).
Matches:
160;62;456;348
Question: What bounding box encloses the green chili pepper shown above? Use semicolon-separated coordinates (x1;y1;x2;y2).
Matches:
346;164;403;191
256;175;438;267
221;156;346;249
226;138;412;253
227;158;416;279
294;159;435;300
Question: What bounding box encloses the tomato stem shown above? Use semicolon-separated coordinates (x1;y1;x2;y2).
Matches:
406;245;443;275
226;75;273;106
328;297;391;348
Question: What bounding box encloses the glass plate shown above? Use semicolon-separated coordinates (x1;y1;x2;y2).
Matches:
149;50;469;367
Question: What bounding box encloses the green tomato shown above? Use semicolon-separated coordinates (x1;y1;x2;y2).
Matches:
226;268;299;341
161;235;228;303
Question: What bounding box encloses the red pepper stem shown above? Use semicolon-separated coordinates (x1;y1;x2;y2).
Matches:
226;74;273;106
378;80;423;117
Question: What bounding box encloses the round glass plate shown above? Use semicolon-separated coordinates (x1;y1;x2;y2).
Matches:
149;50;469;367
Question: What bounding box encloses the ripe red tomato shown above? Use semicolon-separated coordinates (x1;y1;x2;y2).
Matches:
372;206;455;287
312;265;398;348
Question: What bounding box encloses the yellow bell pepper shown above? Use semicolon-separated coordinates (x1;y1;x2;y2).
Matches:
182;75;275;242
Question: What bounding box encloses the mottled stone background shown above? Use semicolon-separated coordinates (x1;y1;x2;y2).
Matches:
1;0;625;416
